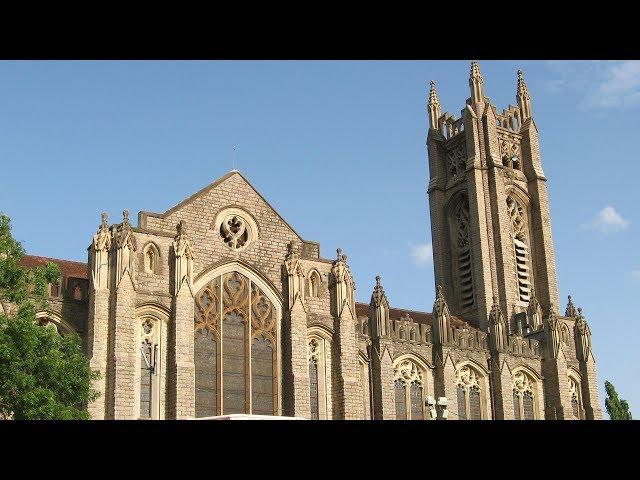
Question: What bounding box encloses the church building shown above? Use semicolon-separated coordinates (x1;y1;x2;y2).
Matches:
22;62;602;420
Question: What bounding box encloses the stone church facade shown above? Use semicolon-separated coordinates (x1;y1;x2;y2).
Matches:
23;62;602;420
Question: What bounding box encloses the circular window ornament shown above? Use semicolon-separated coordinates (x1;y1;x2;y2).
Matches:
212;207;259;252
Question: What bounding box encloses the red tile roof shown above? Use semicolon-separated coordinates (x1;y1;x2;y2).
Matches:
355;302;469;329
19;255;88;280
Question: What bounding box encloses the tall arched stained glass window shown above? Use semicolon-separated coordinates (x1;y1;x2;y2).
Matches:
194;271;278;417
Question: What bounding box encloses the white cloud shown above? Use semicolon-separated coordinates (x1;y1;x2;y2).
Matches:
632;270;640;281
545;61;640;110
410;242;433;267
584;206;629;233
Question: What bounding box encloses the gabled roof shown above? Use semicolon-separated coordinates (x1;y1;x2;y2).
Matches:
139;170;315;247
19;255;88;280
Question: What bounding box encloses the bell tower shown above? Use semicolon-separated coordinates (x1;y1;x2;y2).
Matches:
427;61;560;331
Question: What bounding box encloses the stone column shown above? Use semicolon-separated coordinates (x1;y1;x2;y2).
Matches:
283;242;310;418
541;306;572;419
368;276;395;420
169;220;195;419
110;211;138;419
86;213;111;420
487;300;513;419
331;249;361;419
574;309;603;420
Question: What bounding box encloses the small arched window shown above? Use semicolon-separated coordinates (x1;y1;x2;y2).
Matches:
308;335;331;419
456;364;485;420
512;370;537;420
143;243;160;274
393;358;426;420
308;270;321;298
139;317;161;419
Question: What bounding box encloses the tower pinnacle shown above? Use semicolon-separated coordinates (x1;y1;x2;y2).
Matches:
469;61;484;103
516;69;532;120
428;80;441;129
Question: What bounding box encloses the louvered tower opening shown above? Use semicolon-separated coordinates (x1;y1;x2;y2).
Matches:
514;237;530;302
453;197;474;310
507;196;532;304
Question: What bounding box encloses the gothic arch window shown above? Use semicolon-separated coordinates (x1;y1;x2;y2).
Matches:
506;195;532;304
568;375;583;420
449;195;474;310
455;364;486;420
308;269;321;298
138;317;161;419
142;243;160;274
308;332;331;420
393;358;426;420
512;369;537;420
194;271;278;417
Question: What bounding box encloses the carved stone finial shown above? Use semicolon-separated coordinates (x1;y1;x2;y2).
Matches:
577;307;583;318
177;219;187;236
436;284;444;299
122;210;130;226
336;248;343;260
565;295;577;317
375;275;381;286
287;241;294;255
100;212;108;229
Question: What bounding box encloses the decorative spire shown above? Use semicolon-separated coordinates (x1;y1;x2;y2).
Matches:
122;209;130;227
516;69;532;120
428;80;441;129
469;60;484;103
565;295;577;317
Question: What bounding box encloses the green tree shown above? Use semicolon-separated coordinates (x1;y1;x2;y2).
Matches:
0;213;98;419
604;380;632;420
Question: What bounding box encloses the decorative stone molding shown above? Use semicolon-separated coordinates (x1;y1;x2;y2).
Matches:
172;220;194;296
393;359;424;386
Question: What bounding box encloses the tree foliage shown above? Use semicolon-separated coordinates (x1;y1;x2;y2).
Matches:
604;380;632;420
0;213;98;419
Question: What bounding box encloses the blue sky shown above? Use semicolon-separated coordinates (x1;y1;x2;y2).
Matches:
1;60;638;417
